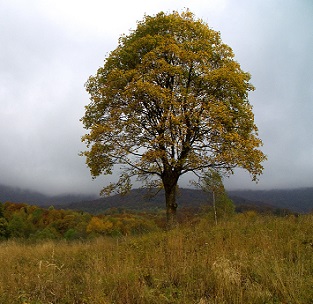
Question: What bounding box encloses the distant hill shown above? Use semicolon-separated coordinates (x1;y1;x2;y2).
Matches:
64;188;309;215
1;183;312;214
228;188;313;213
63;188;210;214
0;184;97;206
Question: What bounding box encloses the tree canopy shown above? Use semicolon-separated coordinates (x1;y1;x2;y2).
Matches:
81;10;266;223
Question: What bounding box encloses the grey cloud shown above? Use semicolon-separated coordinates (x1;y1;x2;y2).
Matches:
1;1;313;195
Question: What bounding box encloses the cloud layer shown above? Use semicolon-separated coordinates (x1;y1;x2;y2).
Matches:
1;0;312;195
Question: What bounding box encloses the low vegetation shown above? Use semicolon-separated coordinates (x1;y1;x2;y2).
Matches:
0;202;161;240
0;209;312;303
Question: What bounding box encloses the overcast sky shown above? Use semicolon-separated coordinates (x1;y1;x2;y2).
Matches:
1;0;312;195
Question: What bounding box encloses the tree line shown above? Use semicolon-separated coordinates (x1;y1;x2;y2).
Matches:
0;188;237;241
0;202;160;241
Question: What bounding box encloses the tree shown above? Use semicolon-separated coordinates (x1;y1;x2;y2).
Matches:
81;10;266;225
7;213;34;238
197;169;234;225
0;218;9;240
86;216;113;235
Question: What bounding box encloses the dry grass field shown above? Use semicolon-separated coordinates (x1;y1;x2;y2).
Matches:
0;213;312;303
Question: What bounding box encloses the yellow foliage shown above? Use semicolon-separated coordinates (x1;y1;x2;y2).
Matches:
86;217;113;234
81;10;266;198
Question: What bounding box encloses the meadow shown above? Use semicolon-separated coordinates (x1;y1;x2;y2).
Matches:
0;212;312;304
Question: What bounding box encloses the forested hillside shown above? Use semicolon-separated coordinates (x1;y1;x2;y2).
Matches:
0;184;96;206
1;184;312;214
64;188;307;215
228;188;313;213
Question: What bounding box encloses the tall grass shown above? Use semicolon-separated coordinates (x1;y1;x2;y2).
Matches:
0;213;312;303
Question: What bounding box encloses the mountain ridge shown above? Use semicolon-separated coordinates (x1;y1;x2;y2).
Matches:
0;184;312;214
64;187;313;214
0;184;97;206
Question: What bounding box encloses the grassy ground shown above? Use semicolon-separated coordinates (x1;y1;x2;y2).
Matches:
0;212;312;303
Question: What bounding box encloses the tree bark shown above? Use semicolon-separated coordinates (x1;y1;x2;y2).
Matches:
162;170;179;229
165;184;178;228
212;190;218;225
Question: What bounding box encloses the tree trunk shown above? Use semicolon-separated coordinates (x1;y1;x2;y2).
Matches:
165;184;178;228
162;169;179;229
212;190;218;225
